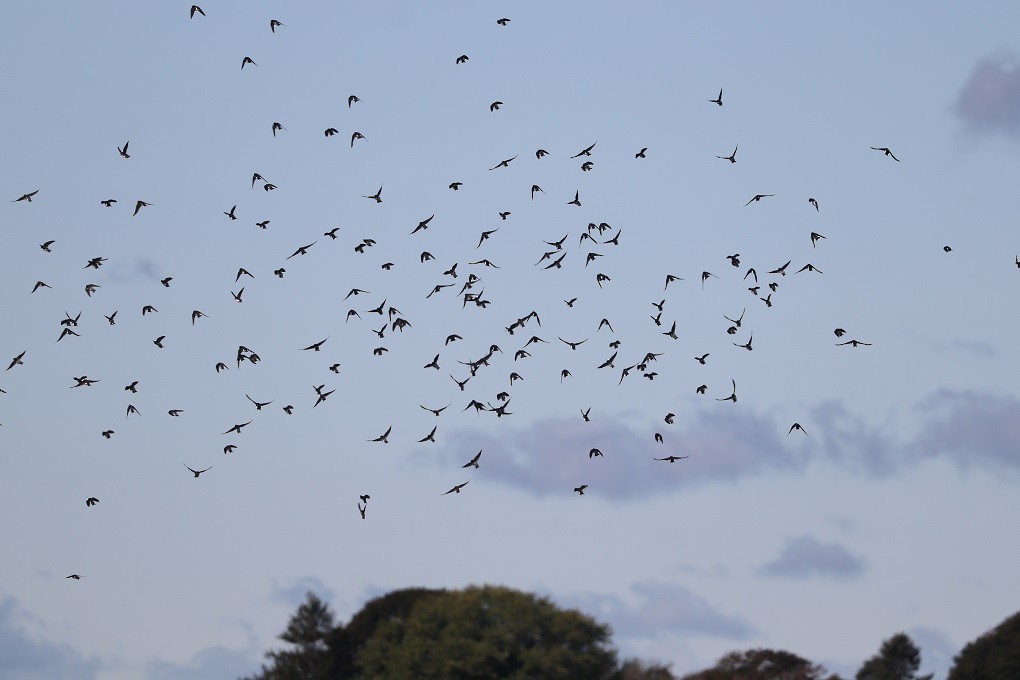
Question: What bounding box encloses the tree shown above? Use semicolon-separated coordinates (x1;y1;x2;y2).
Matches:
241;591;336;680
682;648;840;680
617;657;678;680
855;633;932;680
946;610;1020;680
319;587;445;679
354;584;619;679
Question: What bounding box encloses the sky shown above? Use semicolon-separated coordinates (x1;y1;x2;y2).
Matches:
1;2;1019;679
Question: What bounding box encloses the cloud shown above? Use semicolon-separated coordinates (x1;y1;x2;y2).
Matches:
269;576;336;608
955;52;1020;138
146;640;262;680
910;389;1020;472
436;388;1020;501
569;580;753;640
436;408;810;500
0;597;102;680
757;536;865;579
105;257;163;283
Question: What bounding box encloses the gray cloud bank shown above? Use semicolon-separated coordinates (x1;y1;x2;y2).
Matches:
438;389;1020;501
569;580;753;641
0;597;101;680
955;52;1020;138
758;536;865;579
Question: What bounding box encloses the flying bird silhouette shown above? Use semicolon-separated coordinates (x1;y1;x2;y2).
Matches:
185;464;212;478
870;146;900;161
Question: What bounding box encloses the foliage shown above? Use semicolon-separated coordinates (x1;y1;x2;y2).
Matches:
318;587;446;679
946;610;1020;680
617;657;678;680
354;584;619;680
241;591;336;680
855;633;932;680
682;648;840;680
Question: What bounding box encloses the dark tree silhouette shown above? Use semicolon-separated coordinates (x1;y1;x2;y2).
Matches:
946;610;1020;680
354;584;619;679
241;591;336;680
682;648;840;680
855;633;932;680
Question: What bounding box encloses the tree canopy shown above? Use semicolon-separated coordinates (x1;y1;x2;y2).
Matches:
242;585;618;680
855;633;932;680
682;648;840;680
947;610;1020;680
242;591;336;680
355;584;618;680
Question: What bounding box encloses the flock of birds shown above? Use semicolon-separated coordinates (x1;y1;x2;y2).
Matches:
8;7;1016;584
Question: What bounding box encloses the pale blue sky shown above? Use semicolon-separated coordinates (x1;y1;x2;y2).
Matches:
2;2;1019;679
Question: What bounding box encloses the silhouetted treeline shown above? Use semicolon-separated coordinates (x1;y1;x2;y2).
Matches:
240;585;1018;680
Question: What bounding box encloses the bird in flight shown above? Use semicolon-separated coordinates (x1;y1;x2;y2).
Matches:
788;423;808;436
745;194;774;206
571;142;596;158
241;56;258;69
364;186;383;203
717;145;737;163
189;5;205;19
462;450;482;468
443;481;469;494
635;147;647;158
418;425;438;443
287;242;316;259
716;379;738;402
117;141;130;158
655;455;689;463
456;54;469;64
709;88;723;106
370;426;392;443
769;260;791;276
489;155;517;170
7;351;26;371
870;146;900;161
301;336;329;351
223;421;252;435
837;339;872;347
14;190;39;202
185;464;212;478
86;497;99;507
246;394;272;410
573;485;588;495
133;200;152;216
270;19;283;33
